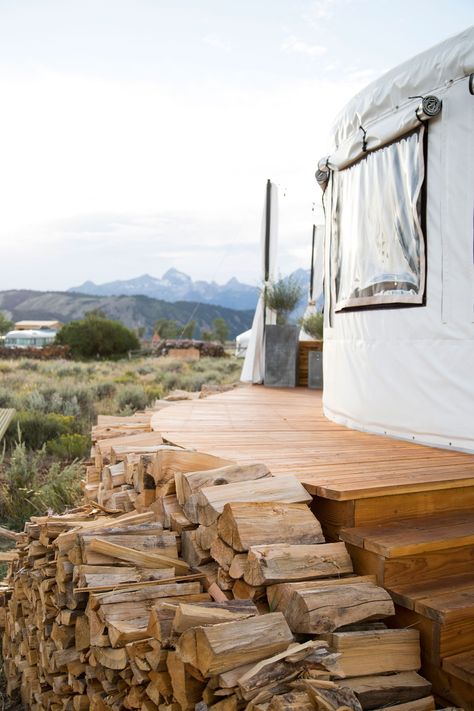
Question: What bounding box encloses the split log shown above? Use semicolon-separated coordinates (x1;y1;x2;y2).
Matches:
184;476;312;526
178;612;294;676
268;690;314;710
228;554;248;580
167;651;206;710
371;698;436;711
267;575;379;615
81;532;178;565
232;579;266;601
328;629;421;677
296;679;363;711
147;594;211;645
339;671;432;709
237;641;335;701
244;542;353;586
87;537;190;573
210;537;235;571
218;501;324;551
195;523;218;552
216;568;234;591
181;530;211;568
172;600;258;634
279;583;395;634
179;463;271;504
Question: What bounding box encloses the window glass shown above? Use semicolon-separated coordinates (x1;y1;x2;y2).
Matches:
331;129;426;311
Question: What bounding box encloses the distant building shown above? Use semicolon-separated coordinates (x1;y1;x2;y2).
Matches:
4;328;57;349
14;320;63;331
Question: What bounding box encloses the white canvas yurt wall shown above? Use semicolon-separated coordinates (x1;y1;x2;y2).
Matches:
320;26;474;452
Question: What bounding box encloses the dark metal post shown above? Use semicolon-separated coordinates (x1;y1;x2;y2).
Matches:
309;224;316;301
264;179;272;283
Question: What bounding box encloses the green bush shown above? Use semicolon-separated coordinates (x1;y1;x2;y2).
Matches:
0;442;82;530
5;411;75;450
299;312;324;340
0;387;19;409
56;313;140;359
116;385;149;412
46;433;90;460
144;385;164;402
93;381;117;400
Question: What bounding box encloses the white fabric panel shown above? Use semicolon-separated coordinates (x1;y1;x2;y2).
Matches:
241;183;279;383
332;131;425;309
323;73;474;452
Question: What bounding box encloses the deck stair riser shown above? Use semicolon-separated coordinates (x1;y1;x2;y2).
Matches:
312;485;474;540
339;510;474;710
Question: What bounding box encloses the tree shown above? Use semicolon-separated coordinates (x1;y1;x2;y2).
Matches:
212;318;229;344
181;320;196;339
0;311;13;335
56;313;140;359
153;319;179;339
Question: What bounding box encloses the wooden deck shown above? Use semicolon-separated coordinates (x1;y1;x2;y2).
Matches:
151;385;474;501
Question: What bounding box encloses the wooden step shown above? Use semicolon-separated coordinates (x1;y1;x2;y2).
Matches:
341;511;474;558
424;658;474;711
342;511;474;588
311;484;474;539
443;651;474;687
390;595;474;665
387;574;474;611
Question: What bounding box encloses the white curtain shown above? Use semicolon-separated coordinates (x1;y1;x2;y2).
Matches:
241;183;279;383
300;224;324;341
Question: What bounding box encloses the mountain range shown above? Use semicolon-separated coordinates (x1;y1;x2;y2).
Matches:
69;268;261;311
0;290;254;340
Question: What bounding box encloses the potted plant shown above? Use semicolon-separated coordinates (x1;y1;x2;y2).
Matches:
263;276;303;387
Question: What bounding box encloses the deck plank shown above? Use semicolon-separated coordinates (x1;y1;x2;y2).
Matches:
151;385;474;501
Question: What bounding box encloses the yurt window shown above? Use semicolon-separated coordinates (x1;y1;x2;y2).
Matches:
331;128;426;311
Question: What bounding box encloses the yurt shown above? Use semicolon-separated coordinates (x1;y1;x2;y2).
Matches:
317;26;474;452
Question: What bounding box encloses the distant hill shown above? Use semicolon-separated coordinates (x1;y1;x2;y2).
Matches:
0;290;254;339
69;268;261;311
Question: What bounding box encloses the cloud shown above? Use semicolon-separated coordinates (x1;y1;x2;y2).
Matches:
203;34;231;52
281;35;327;58
303;0;335;23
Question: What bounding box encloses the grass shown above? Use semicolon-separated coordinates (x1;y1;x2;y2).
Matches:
0;354;242;532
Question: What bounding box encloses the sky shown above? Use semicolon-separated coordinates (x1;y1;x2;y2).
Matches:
0;0;472;291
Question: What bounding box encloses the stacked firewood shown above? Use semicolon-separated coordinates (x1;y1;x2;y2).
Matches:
0;411;444;711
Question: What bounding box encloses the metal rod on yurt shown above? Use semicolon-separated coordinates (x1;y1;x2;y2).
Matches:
263;178;272;336
309;224;316;302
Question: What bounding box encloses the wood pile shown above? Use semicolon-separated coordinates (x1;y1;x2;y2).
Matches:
0;410;440;711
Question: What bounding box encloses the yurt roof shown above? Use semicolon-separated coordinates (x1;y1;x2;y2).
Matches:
331;26;474;153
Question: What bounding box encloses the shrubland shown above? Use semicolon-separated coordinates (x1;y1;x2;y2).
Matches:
0;355;242;530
